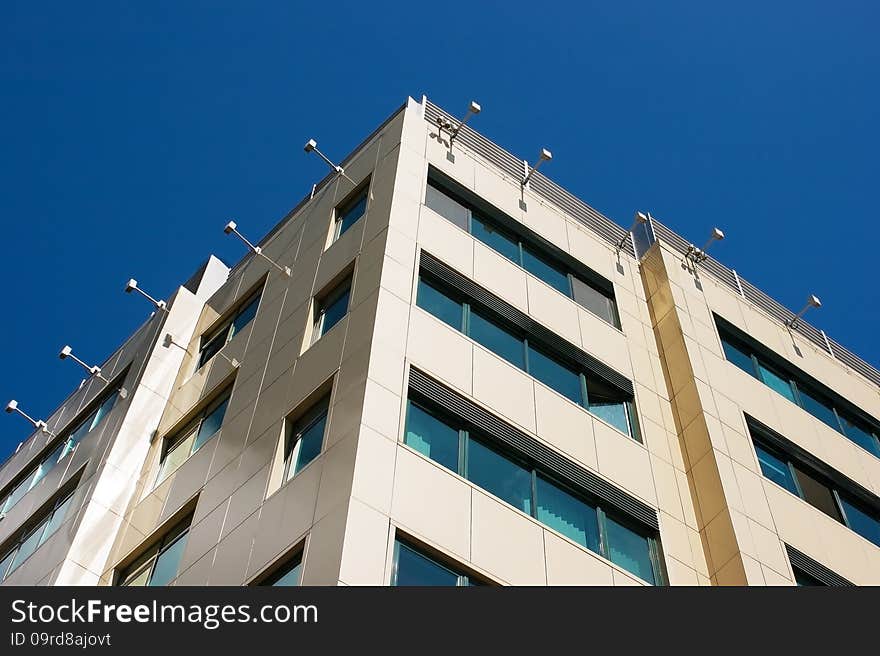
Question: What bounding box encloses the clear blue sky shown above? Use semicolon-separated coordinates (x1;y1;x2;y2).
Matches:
1;2;878;459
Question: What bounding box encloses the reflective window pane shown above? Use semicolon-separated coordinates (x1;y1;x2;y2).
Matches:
797;388;840;431
840;497;880;548
793;466;842;522
230;294;260;339
11;521;47;572
198;330;227;369
471;215;520;263
318;285;351;338
527;345;581;404
754;443;798;495
522;246;570;295
192;397;229;453
394;542;459;586
840;416;880;456
288;412;327;479
466;438;532;514
425;183;469;231
148;531;189;587
336;190;368;237
572;277;617;326
39;494;74;546
605;516;656;585
470;311;525;369
0;550;15;581
535;476;599;553
416;279;463;330
586;378;630;436
157;430;196;483
404;402;459;473
91;393;118;431
269;560;302;586
757;363;796;403
721;338;755;375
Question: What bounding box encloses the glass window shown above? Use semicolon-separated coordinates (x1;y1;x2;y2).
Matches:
527;345;582;404
572;277;617;327
535;475;599;553
471;214;520;263
754;442;798;495
90;392;118;431
0;550;14;581
793;568;825;586
197;330;227;369
198;291;263;367
10;522;46;571
797;387;840;431
840;416;880;456
229;293;261;340
315;282;351;341
721;337;755;375
263;554;303;586
466;438;532;514
470;311;525;369
284;404;328;482
425;183;469;231
192;397;229;453
586;378;631;436
120;519;191;587
39;493;74;546
394;541;462;586
416;278;463;330
522;245;570;295
605;515;656;585
148;530;189;587
157;427;196;483
404;402;459;473
792;466;842;522
839;496;880;548
335;188;368;239
757;362;796;403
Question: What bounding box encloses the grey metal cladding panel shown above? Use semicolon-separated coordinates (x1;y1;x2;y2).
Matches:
408;367;659;531
784;544;853;587
424;101;636;258
419;251;634;396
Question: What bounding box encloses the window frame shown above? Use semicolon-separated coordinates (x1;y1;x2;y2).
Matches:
156;387;232;485
0;386;120;517
750;421;880;548
282;397;330;484
403;398;663;584
196;288;263;370
117;515;192;587
311;277;352;344
256;549;304;586
391;538;485;586
416;273;639;441
0;487;77;581
424;175;620;329
717;316;880;459
331;181;370;243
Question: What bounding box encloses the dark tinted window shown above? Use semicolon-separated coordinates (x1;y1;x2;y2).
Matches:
405;402;459;473
416;278;464;330
470;311;525;368
471;214;520;262
467;438;532;514
527;345;581;404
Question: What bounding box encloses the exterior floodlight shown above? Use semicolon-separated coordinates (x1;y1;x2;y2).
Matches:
522;148;552;187
223;221;291;277
59;345;106;379
618;211;650;250
163;333;192;355
448;100;482;141
124;278;166;310
5;399;52;435
303;138;356;185
787;295;822;329
687;227;725;263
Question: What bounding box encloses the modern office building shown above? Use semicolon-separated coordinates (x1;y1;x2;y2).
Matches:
1;96;879;587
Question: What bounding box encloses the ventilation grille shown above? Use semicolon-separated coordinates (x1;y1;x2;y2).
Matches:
785;544;854;587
